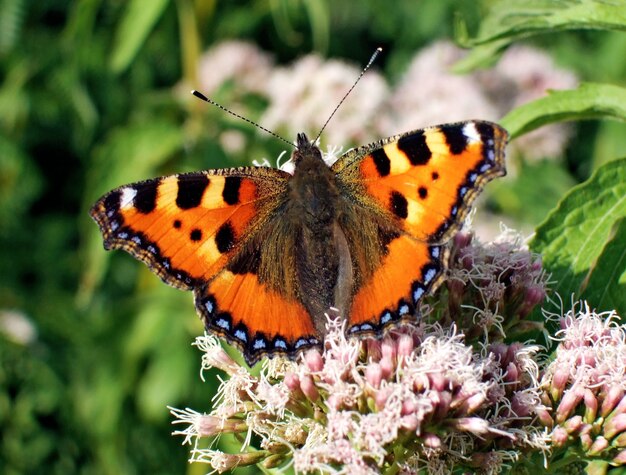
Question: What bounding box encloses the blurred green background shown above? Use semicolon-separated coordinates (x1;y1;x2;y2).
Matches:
1;1;625;474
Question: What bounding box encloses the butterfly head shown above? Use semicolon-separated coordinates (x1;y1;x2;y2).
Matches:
293;133;324;167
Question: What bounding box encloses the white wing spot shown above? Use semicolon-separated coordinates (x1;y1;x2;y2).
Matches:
120;187;137;209
462;122;481;143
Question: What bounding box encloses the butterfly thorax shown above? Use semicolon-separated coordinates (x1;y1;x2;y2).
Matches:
286;134;354;331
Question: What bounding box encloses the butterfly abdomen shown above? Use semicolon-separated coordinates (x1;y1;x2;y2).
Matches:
286;140;354;332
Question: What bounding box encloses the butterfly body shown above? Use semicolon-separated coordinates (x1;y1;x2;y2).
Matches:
91;121;507;365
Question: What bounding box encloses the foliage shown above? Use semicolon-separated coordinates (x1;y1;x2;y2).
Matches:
0;0;625;474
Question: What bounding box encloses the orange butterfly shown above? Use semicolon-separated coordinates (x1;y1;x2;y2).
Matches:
91;120;507;365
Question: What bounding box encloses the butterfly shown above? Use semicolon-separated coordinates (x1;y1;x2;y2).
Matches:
90;120;507;366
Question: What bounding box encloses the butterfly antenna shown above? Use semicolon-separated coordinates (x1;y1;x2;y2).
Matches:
191;90;294;147
314;47;383;144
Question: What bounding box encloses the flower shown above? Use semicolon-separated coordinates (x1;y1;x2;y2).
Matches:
260;54;389;147
539;302;626;465
169;228;559;474
197;40;273;97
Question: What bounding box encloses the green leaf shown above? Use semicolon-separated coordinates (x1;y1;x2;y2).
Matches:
110;0;170;73
456;0;626;71
500;83;626;139
531;158;626;310
580;218;626;316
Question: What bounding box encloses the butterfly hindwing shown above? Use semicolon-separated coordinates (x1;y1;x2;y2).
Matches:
333;120;507;334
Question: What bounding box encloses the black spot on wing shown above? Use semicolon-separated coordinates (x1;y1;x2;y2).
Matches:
215;221;236;254
176;174;209;209
133;180;159;214
222;176;242;205
398;131;431;165
390;191;408;219
173;219;182;229
418;186;428;199
370;149;390;177
190;229;202;241
441;125;468;155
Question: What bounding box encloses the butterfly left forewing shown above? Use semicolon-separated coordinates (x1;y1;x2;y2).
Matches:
333;120;507;334
90;168;290;290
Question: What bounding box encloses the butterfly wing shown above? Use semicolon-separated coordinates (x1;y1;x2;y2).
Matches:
332;121;507;334
90;167;319;365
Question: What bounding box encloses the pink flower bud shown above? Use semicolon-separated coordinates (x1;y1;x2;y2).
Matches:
613;432;626;447
580;432;593;450
504;362;519;384
431;390;452;420
211;450;267;472
197;415;247;437
397;333;414;359
374;386;392;410
450;417;490;436
300;374;319;402
284;372;300;391
458;392;487;415
613;449;626;464
588;436;609;455
402;399;418;416
583;389;598;423
603;413;626;440
205;346;241;375
380;356;394;379
381;337;397;361
510;393;531;417
422;432;441;448
563;415;583;434
429;371;446;392
551;427;569;447
556;386;584;423
536;408;554;428
601;387;624;417
304;349;324;372
550;367;570;401
365;362;383;388
453;231;472;250
400;414;419;432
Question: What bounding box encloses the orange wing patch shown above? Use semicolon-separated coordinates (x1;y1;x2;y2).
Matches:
341;121;507;244
90;168;289;290
195;271;319;365
347;236;446;335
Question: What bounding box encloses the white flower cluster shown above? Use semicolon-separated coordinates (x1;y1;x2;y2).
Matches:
193;40;577;161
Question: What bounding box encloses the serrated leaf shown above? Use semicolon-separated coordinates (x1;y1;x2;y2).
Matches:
456;0;626;72
110;0;170;73
531;158;626;309
500;83;626;139
581;218;626;315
